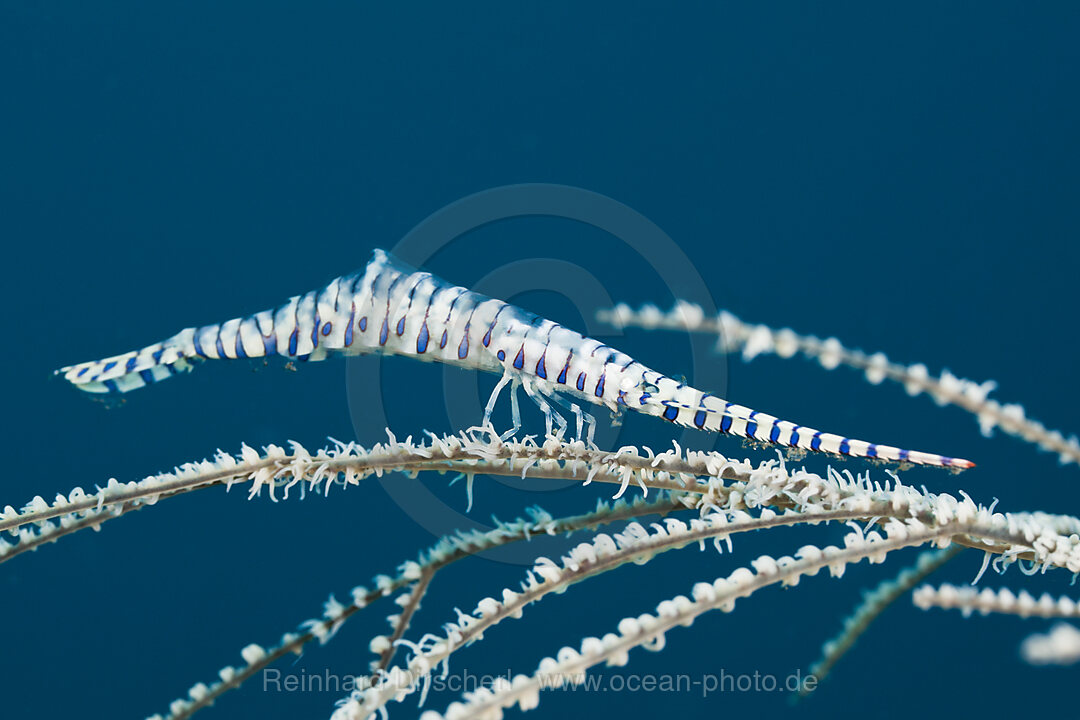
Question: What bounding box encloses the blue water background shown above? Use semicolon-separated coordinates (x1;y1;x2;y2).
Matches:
3;3;1079;718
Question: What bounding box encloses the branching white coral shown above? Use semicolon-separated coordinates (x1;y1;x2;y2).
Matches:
599;302;1080;466
913;583;1080;619
416;522;961;720
1020;624;1080;665
6;301;1078;720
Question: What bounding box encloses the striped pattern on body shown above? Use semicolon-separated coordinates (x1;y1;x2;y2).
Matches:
57;249;973;470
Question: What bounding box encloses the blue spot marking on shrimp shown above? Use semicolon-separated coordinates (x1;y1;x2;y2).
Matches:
458;330;469;359
344;315;354;346
103;379;119;393
939;456;952;466
594;373;605;397
139;370;155;384
440;330;448;349
811;433;822;451
235;332;247;359
746;421;758;438
311;314;320;348
359;316;368;332
639;392;650;405
193;332;208;358
215;333;226;358
694;410;707;428
125;357;137;372
617;391;627;405
866;444;878;458
482;325;494;347
152;348;164;364
839;439;851;455
557;362;568;384
497;349;506;361
790;426;800;445
263;333;277;355
720;415;733;432
288;329;299;356
77;366;90;377
417;322;429;353
396;316;406;336
513;346;525;370
322;322;332;336
663;405;679;421
536;353;547;379
576;372;586;391
899;448;910;461
379;318;389;346
769;425;780;443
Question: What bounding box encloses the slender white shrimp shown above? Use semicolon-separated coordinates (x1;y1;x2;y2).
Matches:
57;249;974;469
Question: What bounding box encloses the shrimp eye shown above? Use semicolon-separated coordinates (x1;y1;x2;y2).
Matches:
641;381;660;394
